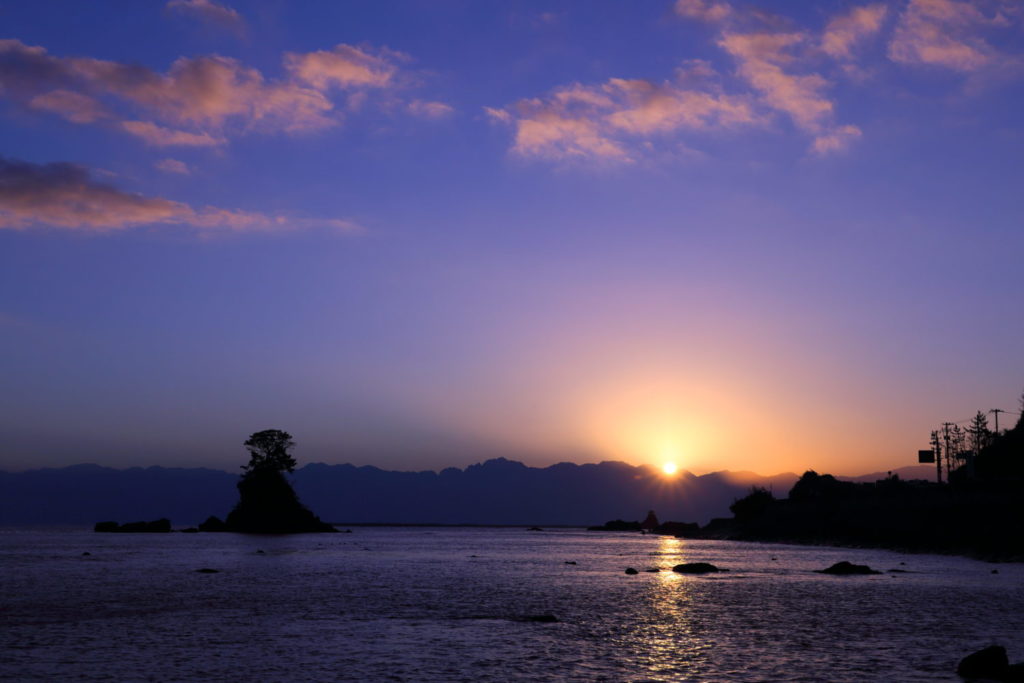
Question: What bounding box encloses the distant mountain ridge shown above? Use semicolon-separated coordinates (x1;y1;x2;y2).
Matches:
0;458;919;527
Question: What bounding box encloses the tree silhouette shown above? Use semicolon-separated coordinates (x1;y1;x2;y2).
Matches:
224;429;335;533
242;429;297;476
969;411;990;456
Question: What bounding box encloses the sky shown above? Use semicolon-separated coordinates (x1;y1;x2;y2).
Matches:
1;0;1022;476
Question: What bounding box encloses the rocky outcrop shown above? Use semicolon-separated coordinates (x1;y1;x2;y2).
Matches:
640;510;659;530
198;515;228;532
223;469;336;534
954;645;1024;681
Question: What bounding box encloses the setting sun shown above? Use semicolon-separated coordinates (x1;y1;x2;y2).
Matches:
662;462;678;476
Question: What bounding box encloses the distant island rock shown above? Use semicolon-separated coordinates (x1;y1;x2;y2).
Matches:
219;429;336;534
223;466;336;534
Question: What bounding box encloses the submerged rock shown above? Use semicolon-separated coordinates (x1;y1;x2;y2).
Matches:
645;568;660;573
195;568;220;574
817;561;881;575
624;567;639;575
672;562;725;574
527;614;559;623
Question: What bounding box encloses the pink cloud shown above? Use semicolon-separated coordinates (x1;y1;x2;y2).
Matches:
821;5;889;60
155;158;190;174
285;45;399;90
0;156;358;233
717;31;861;155
407;99;454;119
0;156;189;230
674;0;732;24
719;33;833;130
166;0;244;30
888;0;1010;72
488;75;761;162
811;124;863;155
28;89;107;123
122;121;225;147
0;38;434;146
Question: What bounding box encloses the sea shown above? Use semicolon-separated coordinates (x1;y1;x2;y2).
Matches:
2;527;1022;681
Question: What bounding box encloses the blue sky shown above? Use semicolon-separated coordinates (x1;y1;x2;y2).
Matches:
1;0;1022;474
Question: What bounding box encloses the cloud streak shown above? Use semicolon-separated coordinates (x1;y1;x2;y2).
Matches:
166;0;245;31
0;38;445;147
0;156;358;233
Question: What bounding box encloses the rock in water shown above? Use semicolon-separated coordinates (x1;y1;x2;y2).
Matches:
527;614;558;623
956;645;1008;679
672;562;724;574
640;510;660;531
817;561;881;575
224;469;336;534
625;567;639;575
198;516;227;532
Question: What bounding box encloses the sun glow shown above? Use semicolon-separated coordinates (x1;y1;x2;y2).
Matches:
662;462;678;476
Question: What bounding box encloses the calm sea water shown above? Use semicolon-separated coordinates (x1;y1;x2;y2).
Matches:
2;527;1022;681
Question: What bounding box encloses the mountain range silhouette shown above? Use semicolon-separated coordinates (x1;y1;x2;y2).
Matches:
0;458;934;527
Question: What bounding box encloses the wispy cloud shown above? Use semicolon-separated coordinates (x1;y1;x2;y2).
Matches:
671;0;865;155
166;0;245;32
487;73;760;163
718;30;861;154
155;158;190;175
0;38;440;147
821;5;889;60
407;99;454;119
674;0;732;24
0;156;358;233
121;121;226;147
285;44;399;90
888;0;1015;72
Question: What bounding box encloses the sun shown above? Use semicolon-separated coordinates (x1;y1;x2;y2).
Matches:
661;462;678;476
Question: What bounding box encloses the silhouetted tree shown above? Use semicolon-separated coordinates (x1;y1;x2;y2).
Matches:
969;411;990;455
729;486;775;521
242;429;297;476
225;429;335;533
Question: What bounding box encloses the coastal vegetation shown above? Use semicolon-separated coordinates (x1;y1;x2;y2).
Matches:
651;401;1024;560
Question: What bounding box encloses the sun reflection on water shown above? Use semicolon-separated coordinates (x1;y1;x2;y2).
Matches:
621;534;717;679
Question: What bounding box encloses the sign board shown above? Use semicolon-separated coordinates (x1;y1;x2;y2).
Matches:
918;449;935;463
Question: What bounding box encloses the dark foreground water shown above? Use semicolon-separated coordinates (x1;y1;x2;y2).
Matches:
2;527;1022;681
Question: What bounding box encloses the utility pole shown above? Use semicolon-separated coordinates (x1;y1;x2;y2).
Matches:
942;422;954;482
930;430;942;483
990;409;1005;434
